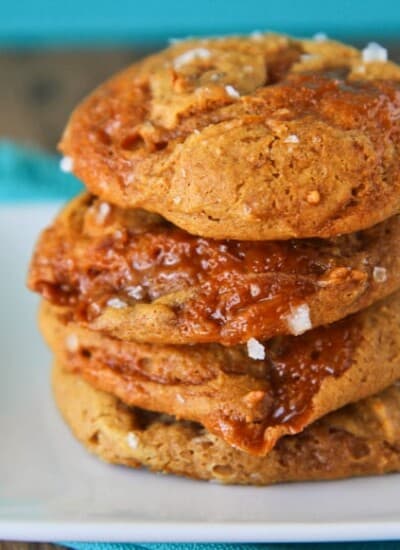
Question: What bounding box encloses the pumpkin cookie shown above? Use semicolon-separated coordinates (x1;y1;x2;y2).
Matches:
42;291;400;455
29;193;400;345
53;361;400;484
60;34;400;240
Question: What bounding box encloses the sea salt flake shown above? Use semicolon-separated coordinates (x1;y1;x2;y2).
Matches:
362;42;388;63
285;303;312;335
225;85;240;99
60;156;74;173
173;196;182;205
96;202;111;224
284;134;300;144
211;309;225;322
250;283;261;297
126;285;144;300
272;405;285;419
373;266;387;283
173;48;211;68
107;297;127;309
176;394;186;404
127;432;139;449
247;338;266;360
65;333;79;352
313;32;328;42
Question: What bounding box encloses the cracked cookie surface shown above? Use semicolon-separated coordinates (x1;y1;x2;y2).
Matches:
60;34;400;240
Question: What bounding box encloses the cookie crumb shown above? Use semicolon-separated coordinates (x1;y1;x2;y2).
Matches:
373;266;387;283
173;48;211;69
60;156;74;173
247;338;266;360
286;304;312;335
284;134;300;144
107;297;127;309
225;85;240;99
306;190;321;204
127;432;139;449
362;42;388;63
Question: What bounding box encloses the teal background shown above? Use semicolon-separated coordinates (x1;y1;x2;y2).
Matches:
2;0;400;547
1;0;399;47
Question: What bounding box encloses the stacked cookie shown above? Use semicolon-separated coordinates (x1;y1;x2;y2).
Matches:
28;34;400;484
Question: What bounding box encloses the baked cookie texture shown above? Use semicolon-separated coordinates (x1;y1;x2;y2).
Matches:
59;34;400;240
41;292;400;455
29;193;400;345
53;361;400;485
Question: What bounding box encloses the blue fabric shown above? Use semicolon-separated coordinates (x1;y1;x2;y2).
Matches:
0;140;82;201
1;0;400;46
62;543;400;549
3;142;400;549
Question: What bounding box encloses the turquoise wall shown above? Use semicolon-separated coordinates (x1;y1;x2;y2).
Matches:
1;0;399;46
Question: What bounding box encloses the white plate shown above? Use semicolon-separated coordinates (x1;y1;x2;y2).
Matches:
2;202;400;543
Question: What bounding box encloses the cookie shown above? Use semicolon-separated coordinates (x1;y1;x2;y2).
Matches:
53;361;400;485
41;292;400;455
59;34;400;240
29;194;400;345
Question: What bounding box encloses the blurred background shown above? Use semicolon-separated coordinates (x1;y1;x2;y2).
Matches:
1;0;400;155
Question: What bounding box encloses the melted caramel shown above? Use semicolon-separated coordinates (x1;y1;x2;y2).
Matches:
213;315;358;452
30;195;368;345
62;308;359;455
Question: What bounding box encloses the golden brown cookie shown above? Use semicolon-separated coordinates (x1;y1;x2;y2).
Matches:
41;292;400;456
60;34;400;240
53;361;400;485
29;194;400;345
